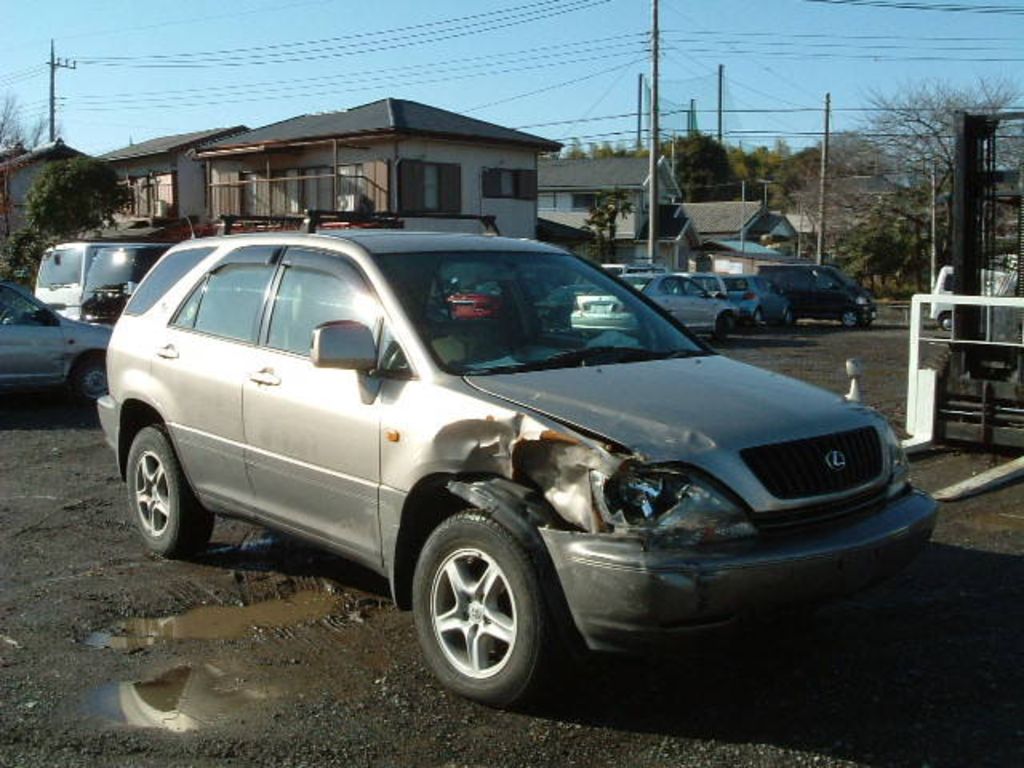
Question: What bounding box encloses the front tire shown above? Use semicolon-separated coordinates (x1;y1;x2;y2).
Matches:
69;354;107;401
126;426;213;558
840;309;859;328
938;311;952;332
712;312;733;340
412;512;554;708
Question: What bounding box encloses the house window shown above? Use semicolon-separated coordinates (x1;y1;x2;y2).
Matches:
537;193;556;210
398;160;461;214
482;168;538;200
571;193;596;211
337;164;373;212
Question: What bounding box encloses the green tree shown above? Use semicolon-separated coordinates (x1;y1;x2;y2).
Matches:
0;227;53;284
670;134;733;202
26;156;130;239
583;188;634;262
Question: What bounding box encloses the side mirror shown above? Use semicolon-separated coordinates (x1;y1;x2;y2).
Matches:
714;291;727;300
32;308;59;326
311;321;377;371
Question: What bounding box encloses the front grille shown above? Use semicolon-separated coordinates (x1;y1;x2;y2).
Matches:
752;487;891;533
741;426;882;499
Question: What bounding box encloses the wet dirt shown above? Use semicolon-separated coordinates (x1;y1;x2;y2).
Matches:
83;664;268;732
1;320;1022;767
83;588;346;651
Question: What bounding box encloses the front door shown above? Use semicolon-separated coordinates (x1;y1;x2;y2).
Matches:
0;285;65;388
242;247;383;567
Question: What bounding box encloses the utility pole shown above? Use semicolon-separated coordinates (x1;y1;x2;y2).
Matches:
647;0;660;263
740;179;747;253
717;64;724;143
636;74;644;150
48;40;76;143
930;162;938;288
816;92;831;265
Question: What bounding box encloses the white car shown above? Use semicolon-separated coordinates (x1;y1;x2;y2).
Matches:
0;281;110;399
624;273;736;339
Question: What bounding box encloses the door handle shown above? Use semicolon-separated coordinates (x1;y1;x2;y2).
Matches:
249;368;281;386
156;344;179;359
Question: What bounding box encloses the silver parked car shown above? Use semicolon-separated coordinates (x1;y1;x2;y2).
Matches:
0;281;110;399
623;272;736;339
722;274;794;326
99;231;937;707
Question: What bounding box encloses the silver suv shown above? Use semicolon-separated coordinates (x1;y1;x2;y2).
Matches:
99;231;937;707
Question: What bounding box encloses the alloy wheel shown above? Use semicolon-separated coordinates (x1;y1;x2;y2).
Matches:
430;547;517;680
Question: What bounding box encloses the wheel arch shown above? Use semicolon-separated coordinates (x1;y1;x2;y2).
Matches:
117;399;167;479
391;473;584;653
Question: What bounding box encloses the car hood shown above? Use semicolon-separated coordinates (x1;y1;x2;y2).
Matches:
465;355;873;461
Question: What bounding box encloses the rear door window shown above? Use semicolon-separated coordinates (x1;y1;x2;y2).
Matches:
173;264;275;343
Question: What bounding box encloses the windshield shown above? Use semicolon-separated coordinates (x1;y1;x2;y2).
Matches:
37;247;83;288
85;246;168;291
373;250;705;375
822;266;859;289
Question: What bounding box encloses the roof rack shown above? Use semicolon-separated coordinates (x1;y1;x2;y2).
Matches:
218;210;501;236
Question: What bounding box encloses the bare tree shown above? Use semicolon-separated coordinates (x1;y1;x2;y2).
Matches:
0;94;25;151
865;77;1021;187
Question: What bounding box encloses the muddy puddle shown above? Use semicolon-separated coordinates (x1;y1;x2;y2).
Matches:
85;589;345;651
84;664;267;732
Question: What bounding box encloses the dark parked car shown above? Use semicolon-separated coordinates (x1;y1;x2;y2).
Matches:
758;264;875;327
80;244;170;324
722;274;793;326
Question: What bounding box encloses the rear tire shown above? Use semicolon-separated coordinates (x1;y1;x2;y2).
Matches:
751;308;764;326
840;309;859;328
412;512;555;708
780;307;794;326
126;426;213;558
938;312;952;332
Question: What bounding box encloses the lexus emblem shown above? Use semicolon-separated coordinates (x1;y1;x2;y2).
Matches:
825;449;847;472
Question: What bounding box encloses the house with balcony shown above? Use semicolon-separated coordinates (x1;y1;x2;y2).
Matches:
536;156;698;268
195;99;560;238
100;126;247;222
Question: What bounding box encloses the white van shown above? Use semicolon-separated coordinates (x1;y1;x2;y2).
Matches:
930;265;1015;331
35;242;168;321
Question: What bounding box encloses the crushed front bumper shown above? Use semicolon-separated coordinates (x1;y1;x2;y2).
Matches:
540;489;937;653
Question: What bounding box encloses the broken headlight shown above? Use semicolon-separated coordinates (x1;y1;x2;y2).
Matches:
881;422;909;497
591;464;757;543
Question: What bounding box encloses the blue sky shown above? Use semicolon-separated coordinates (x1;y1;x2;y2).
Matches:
4;0;1023;155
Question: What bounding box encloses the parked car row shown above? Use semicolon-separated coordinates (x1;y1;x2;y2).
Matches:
604;263;876;330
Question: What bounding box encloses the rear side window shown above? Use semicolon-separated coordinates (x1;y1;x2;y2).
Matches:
124;247;215;316
173;264;275;343
723;277;748;291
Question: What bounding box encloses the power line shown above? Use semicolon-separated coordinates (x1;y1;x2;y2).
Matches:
73;0;612;69
803;0;1024;15
67;36;648;105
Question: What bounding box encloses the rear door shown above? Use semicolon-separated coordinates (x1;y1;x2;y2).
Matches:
241;247;383;566
152;245;279;511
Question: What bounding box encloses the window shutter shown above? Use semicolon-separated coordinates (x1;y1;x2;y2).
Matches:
482;168;502;198
398;160;425;213
515;169;537;200
439;163;461;213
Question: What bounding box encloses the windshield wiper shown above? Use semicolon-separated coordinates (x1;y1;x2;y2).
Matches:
524;346;697;371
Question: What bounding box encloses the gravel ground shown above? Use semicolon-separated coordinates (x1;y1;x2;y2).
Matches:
1;316;1021;767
